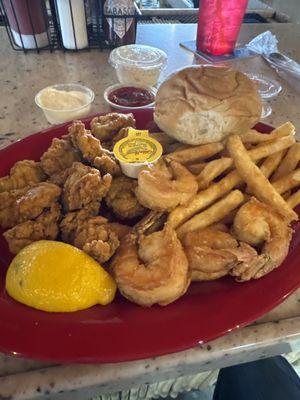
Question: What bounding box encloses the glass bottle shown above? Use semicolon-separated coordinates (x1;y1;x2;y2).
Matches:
103;0;136;46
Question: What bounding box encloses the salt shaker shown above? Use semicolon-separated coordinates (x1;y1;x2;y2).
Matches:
56;0;88;49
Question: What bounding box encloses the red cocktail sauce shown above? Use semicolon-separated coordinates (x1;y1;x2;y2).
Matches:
108;86;155;108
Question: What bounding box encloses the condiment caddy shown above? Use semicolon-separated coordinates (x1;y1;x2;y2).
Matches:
0;0;141;52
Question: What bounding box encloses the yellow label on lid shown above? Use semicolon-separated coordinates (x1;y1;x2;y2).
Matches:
113;128;163;164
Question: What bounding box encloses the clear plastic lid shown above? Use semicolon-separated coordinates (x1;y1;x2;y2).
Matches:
246;73;282;99
109;45;167;69
261;102;272;119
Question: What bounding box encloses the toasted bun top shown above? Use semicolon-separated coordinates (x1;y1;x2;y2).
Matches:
154;66;262;145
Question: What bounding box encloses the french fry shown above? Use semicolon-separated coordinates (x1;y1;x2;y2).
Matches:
168;169;242;229
227;135;297;222
269;122;296;138
195;136;295;182
197;158;232;190
240;129;274;144
176;190;244;239
259;150;285;179
287;189;300;209
249;135;295;161
271;143;300;181
272;169;300;194
239;122;295;144
166;142;224;164
168;135;295;230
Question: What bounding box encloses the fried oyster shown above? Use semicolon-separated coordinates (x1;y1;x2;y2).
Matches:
40;137;80;176
60;204;100;243
69;121;121;177
105;176;146;219
4;203;61;254
73;216;120;264
62;162;111;212
0;160;46;192
0;182;61;229
90;112;135;142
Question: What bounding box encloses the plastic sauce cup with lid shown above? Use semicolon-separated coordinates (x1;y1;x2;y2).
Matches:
109;44;167;87
113;128;163;179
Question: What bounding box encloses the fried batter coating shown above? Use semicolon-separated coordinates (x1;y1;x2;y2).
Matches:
93;153;121;177
0;160;46;193
40;137;80;176
230;198;292;281
101;127;130;151
90;113;135;141
69;121;121;176
73;216;120;264
47;168;70;186
108;222;132;239
60;204;100;243
62;162;111;211
182;228;257;281
105;176;146;219
136;159;198;212
0;187;28;229
112;222;190;307
0;182;61;229
69;121;103;162
4;203;61;254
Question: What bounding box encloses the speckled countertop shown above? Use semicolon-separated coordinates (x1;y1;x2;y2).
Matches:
1;22;300;400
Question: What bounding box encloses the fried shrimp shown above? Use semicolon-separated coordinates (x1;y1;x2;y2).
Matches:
111;214;190;307
136;159;198;212
182;228;257;281
231;198;292;281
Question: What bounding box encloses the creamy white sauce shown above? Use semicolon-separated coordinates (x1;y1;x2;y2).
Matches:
38;88;89;110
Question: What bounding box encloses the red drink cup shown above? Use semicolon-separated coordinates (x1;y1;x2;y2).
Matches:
196;0;249;56
3;0;48;49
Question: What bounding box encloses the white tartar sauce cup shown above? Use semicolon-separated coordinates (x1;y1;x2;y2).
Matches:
35;83;94;125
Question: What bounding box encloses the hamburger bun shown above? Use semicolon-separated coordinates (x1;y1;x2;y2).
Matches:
154;66;262;145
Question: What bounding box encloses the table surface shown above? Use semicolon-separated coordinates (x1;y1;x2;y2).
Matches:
1;22;300;400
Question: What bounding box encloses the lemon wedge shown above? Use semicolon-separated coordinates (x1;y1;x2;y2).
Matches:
6;240;117;312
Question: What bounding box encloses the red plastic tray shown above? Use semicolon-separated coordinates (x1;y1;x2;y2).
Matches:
0;109;299;363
